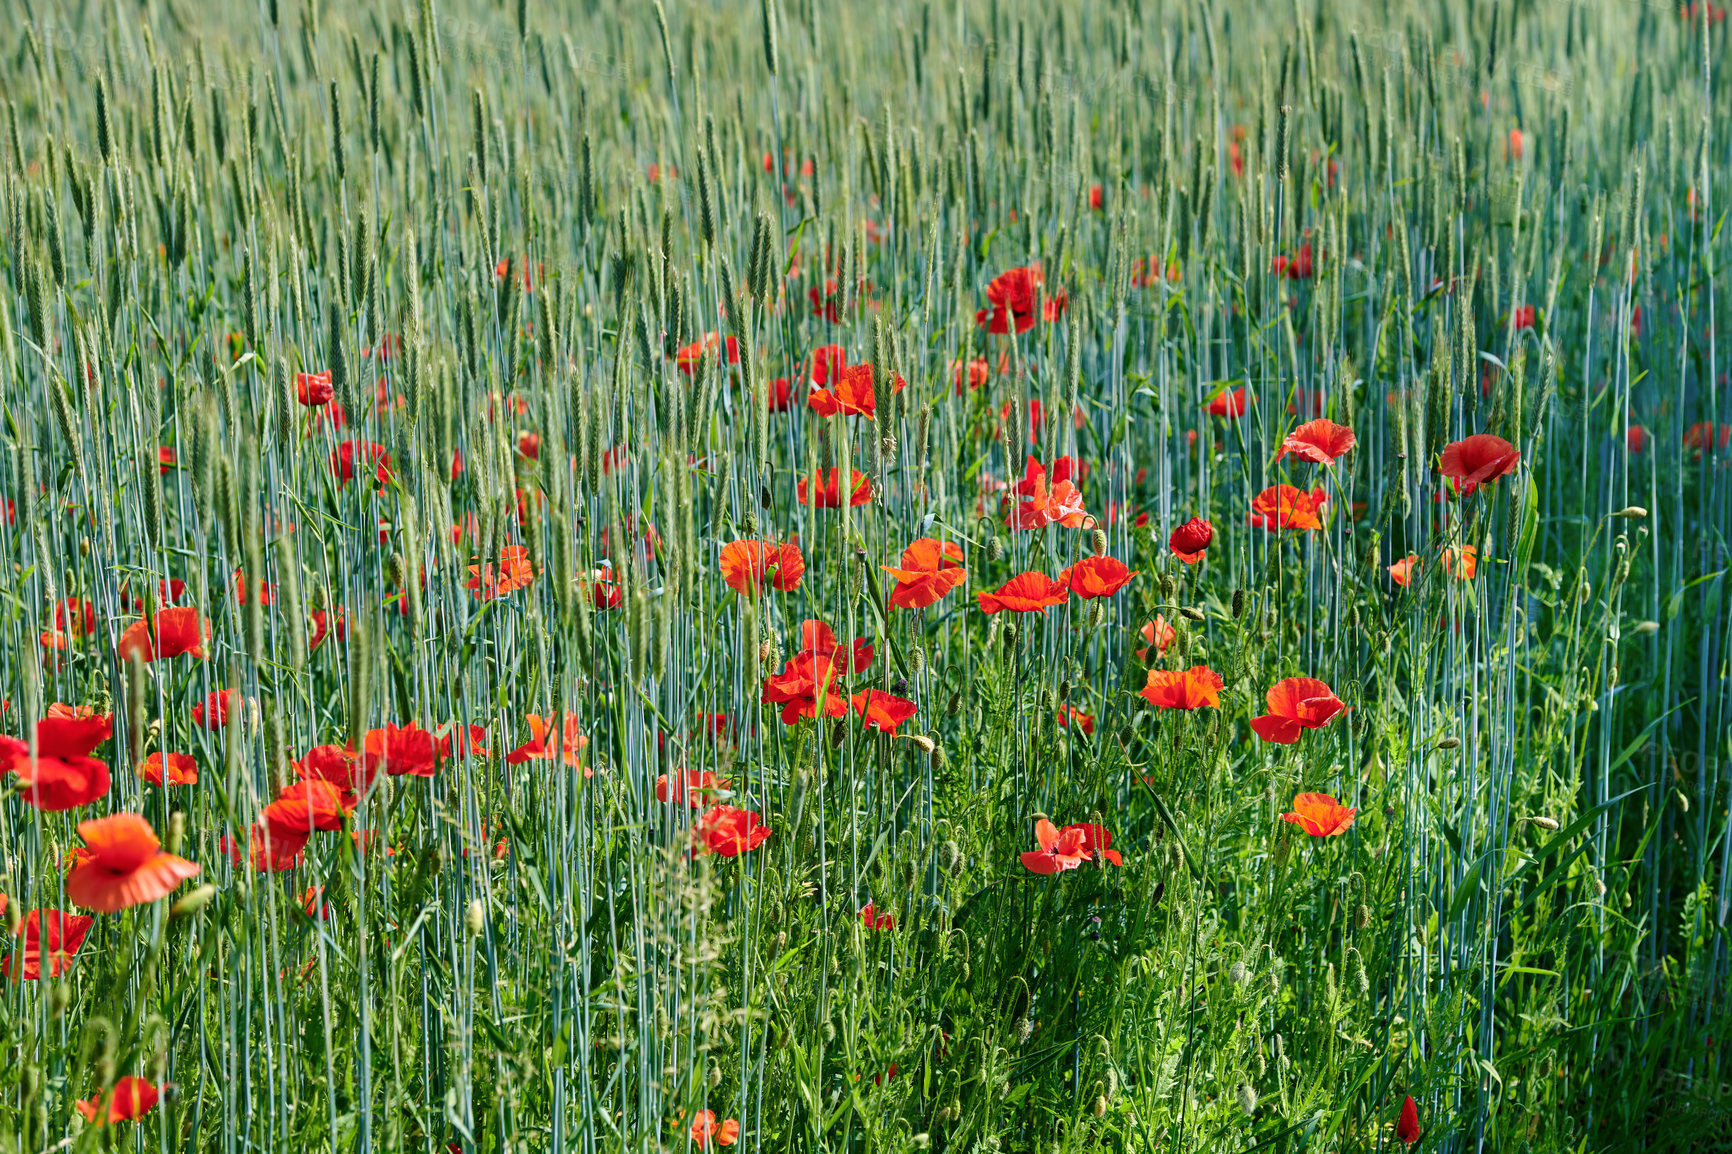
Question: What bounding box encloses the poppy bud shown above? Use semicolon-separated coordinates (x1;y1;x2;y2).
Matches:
1180;606;1206;622
79;535;91;557
1355;902;1371;929
939;840;963;872
1632;620;1659;635
1435;737;1460;749
171;884;219;919
465;898;486;936
1085;600;1106;630
1529;815;1559;831
822;1020;836;1042
1237;1084;1258;1116
773;930;787;955
1090;529;1107;556
1273;839;1291;869
1613;505;1647;519
1093;1095;1108;1117
1015;1017;1034;1044
742;510;758;535
759;638;776;666
167;812;186;854
1002;622;1018;646
1228;959;1248;985
1159;575;1175;601
910;646;927;678
903;733;937;754
50;983;71;1019
707;1060;722;1088
986;535;1005;561
946;691;962;716
1232;589;1247;618
1273;1033;1288;1069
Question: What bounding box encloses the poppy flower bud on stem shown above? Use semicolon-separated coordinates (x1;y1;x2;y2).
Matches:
171;884;218;919
1435;737;1460;750
1232;589;1247;618
987;535;1005;562
1529;815;1559;831
1237;1084;1258;1115
465;898;485;936
1159;575;1175;601
1090;529;1107;556
166;812;186;855
1613;505;1647;519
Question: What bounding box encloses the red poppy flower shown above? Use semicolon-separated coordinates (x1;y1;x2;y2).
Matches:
1021;819;1122;874
0;715;113;811
55;598;96;637
1137;616;1177;660
1203;386;1247;418
1512;304;1535;330
1139;665;1224;710
233;568;276;607
1168;517;1214;563
1059;556;1138;599
1396;1095;1420;1143
139;752;197;786
673;332;740;376
589;564;624;609
1088;184;1104;210
656;769;726;807
263;778;352;838
505;714;590;774
296;370;334;406
696;806;771;857
157;446;177;473
297;744;377;807
851;689;918;734
1056;704;1095;734
1626;425;1647;453
799;467;872;508
976;266;1044;334
309;606;348;651
1388;554;1419;586
331;440;393;486
363;723;443;777
1008;456;1091;530
1684;421;1731;456
860;901;896;930
226;821;308;872
467;544;536;599
1276;419;1357;465
1280;792;1357;837
76;1077;159;1125
1272;242;1316;279
883;538;968;609
760;621;874;724
807;345;848;385
66;813;201;913
719;540;806;596
1438;434;1520;491
687;1109;741;1148
4;908;95;979
1249;485;1328;532
1250;677;1347;743
977;572;1070;615
763;377;794;411
192;689;239;730
952;356;989;393
807;362;906;417
1443;544;1478;580
116;607;209;663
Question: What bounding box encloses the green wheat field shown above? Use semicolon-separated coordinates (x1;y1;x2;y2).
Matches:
0;0;1728;1150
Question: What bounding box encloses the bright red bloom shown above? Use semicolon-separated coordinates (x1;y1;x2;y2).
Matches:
719;540;806;596
1438;434;1520;491
467;544;536;599
1088;184;1104;210
806;362;906;417
1627;425;1648;453
1684;421;1731;456
1056;704;1095;734
505;713;590;774
363;723;442;777
760;621;874;724
1137;616;1176;660
656;769;726;807
851;689;918;734
976;266;1045;333
1281;792;1357;837
687;1109;741;1148
860;901;896;930
1021;819;1122;874
1276;419;1357;465
696;806;771;857
1396;1095;1420;1143
296;744;377;807
977;572;1071;615
589;564;624;609
4;908;95;979
1443;544;1478;580
296;369;334;406
798;467;872;508
1008;455;1091;530
1388;554;1419;587
808;345;849;385
1059;556;1138;599
1168;517;1214;563
116;607;209;663
1;715;113;811
763;377;794;411
309;606;348;651
673;332;740;376
331;440;393;486
262;779;352;841
1203;386;1247;418
55;598;96;637
192;689;239;730
76;1077;159;1125
883;538;967;609
953;356;989;393
158;446;176;473
66;813;201;913
1249;485;1328;532
1139;665;1224;710
233;568;276;607
139;752;198;786
227;821;308;872
1513;304;1535;330
1250;677;1347;744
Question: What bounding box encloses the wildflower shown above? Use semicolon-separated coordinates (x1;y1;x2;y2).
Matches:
1249;485;1328;532
1139;665;1225;710
1168;517;1215;563
673;332;740;376
363;722;442;777
76;1077;160;1125
798;467;873;508
262;779;351;840
1438;434;1520;492
330;440;393;486
309;605;348;651
1280;792;1357;837
1137;617;1177;660
4;908;95;978
139;752;198;786
227;821;308;873
1443;544;1478;580
883;538;968;609
297;744;376;807
296;369;334;405
1513;304;1535;330
656;769;726;807
852;689;919;734
1388;554;1419;586
1276;419;1357;465
687;1109;741;1148
1684;421;1731;457
466;544;536;599
1250;677;1347;744
158;446;177;472
1056;704;1095;734
66;813;201;913
1009;455;1091;530
589;564;625;609
760;621;874;724
861;901;896;930
1203;385;1248;418
1;715;113;811
192;689;239;730
976;266;1046;334
505;714;591;774
719;540;806;596
1396;1095;1420;1144
1059;556;1138;599
233;568;276;607
1272;242;1315;279
1627;425;1647;453
116;607;209;663
696;806;771;857
54;598;96;637
952;356;989;393
1021;819;1122;874
977;572;1071;615
806;362;906;417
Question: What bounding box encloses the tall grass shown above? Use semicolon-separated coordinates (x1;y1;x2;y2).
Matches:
0;0;1727;1151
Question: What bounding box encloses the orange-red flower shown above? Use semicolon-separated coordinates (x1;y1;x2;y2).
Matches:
1;715;113;811
1250;677;1347;743
656;769;726;807
1168;517;1214;563
1439;434;1520;491
1388;554;1419;586
310;605;348;651
1276;419;1357;464
1139;665;1224;710
761;621;874;724
505;714;590;774
976;267;1045;334
262;778;353;839
719;540;805;596
883;538;967;609
860;901;896;930
192;689;239;730
977;572;1070;615
1396;1095;1420;1143
1021;819;1122;874
54;598;96;637
1009;455;1090;530
139;752;198;786
1280;792;1357;837
364;723;443;777
227;821;307;873
806;362;906;417
3;906;94;979
296;744;377;807
331;439;393;486
1059;556;1138;599
467;544;536;599
296;369;334;406
798;467;872;508
1249;485;1328;531
1203;386;1247;418
66;813;201;913
696;806;771;857
851;689;918;734
687;1109;741;1148
1056;704;1095;734
76;1076;159;1125
1443;544;1478;580
1137;616;1177;659
116;607;209;663
233;568;276;607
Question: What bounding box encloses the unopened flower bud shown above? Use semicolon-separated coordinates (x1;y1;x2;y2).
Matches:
1529;815;1559;831
986;535;1005;561
1231;589;1247;618
465;898;486;936
1237;1084;1258;1116
1093;1095;1108;1117
171;884;218;918
1089;529;1108;556
1613;505;1647;520
903;733;937;754
1435;737;1460;749
1181;606;1206;622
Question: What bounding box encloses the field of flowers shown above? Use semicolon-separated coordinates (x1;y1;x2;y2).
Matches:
0;0;1728;1150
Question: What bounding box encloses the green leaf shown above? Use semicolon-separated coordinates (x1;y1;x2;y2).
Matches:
1515;470;1540;576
